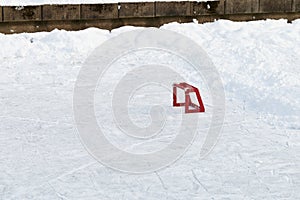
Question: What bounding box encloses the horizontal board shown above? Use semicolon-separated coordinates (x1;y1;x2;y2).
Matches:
81;4;118;19
259;0;292;13
3;6;41;22
225;0;259;14
294;0;300;12
119;2;155;18
192;1;224;16
43;5;80;20
156;2;191;17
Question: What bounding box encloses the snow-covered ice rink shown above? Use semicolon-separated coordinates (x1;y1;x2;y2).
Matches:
0;19;300;199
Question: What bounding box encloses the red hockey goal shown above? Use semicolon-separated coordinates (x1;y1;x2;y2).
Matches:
173;82;205;113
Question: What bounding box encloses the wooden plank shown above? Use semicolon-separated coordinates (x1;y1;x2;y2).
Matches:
0;7;2;22
192;1;224;15
43;5;80;20
252;0;260;12
286;0;292;12
155;2;191;17
294;0;300;12
285;0;293;12
119;2;155;18
259;0;292;13
216;0;225;14
3;6;41;22
225;0;259;14
81;4;118;19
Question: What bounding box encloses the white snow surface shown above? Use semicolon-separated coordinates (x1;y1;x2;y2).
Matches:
0;19;300;199
0;0;214;6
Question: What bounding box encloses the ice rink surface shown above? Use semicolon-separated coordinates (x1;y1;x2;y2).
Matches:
0;19;299;199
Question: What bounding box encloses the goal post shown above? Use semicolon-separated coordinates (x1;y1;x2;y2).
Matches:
173;82;205;113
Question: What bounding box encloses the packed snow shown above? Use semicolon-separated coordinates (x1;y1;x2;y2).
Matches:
0;19;299;199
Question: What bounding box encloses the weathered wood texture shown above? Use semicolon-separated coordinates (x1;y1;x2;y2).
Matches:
259;0;292;13
81;4;118;19
119;2;155;18
0;1;300;34
192;0;225;15
295;0;300;11
43;5;80;20
156;2;191;16
3;6;41;22
0;7;2;22
226;0;259;14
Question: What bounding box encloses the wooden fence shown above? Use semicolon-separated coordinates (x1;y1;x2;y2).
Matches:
0;0;299;33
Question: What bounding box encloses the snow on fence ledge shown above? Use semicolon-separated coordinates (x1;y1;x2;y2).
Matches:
0;0;300;33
